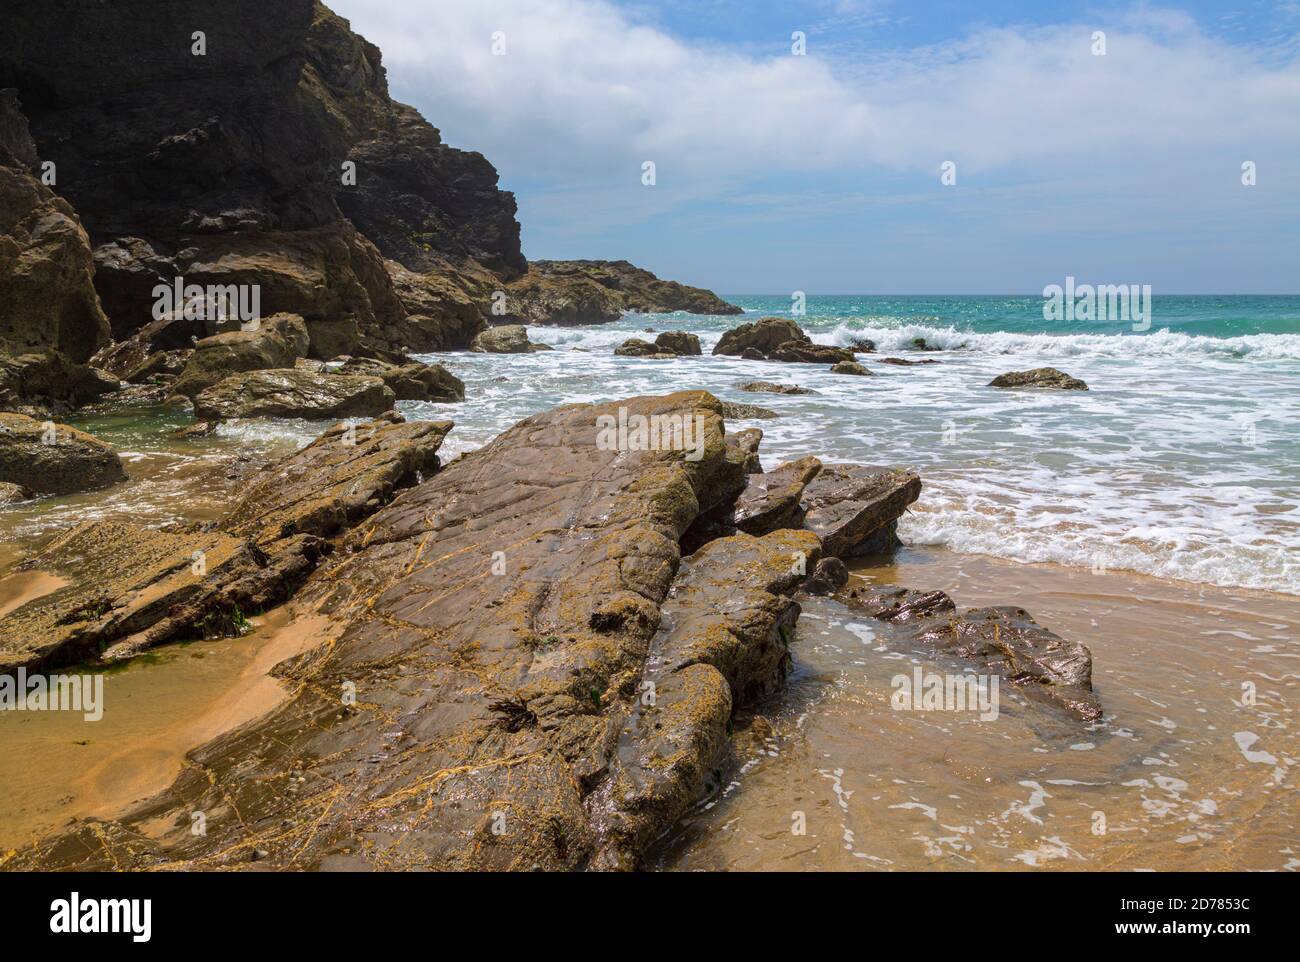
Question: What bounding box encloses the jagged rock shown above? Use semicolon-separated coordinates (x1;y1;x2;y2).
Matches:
6;392;765;871
192;369;394;421
171;314;310;398
0;412;126;496
221;414;452;546
719;401;778;420
847;336;876;353
91;237;179;340
338;357;465;402
727;427;764;475
713;317;806;357
830;360;871;376
837;583;1101;721
989;367;1088;390
505;260;740;326
769;341;855;364
588;528;822;868
91;314;209;380
683;455;822;551
384;260;489;351
470;324;550;354
0;413;452;673
735;381;817;395
801;465;922;557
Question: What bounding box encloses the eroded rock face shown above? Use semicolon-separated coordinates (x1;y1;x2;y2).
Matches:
0;412;126;496
684;455;823;551
0;91;113;414
338;357;464;402
989;367;1088;390
172;314;310;398
192;369;394;421
0;354;120;417
801;465;922;557
0;413;451;673
836;583;1102;721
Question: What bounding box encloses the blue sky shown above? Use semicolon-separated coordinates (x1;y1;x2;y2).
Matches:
331;0;1300;293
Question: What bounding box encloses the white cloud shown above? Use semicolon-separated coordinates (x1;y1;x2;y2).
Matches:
329;0;1300;232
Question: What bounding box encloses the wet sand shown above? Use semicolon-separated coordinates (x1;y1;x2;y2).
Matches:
661;547;1298;871
0;607;332;854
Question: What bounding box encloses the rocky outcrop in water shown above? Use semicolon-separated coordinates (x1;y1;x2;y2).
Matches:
736;380;818;395
470;324;552;354
836;583;1102;721
830;360;870;376
0;412;126;496
989;367;1088;390
614;332;702;358
713;317;853;364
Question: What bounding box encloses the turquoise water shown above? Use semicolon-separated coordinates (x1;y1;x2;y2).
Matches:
723;294;1300;340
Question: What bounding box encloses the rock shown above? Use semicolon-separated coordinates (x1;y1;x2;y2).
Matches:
0;91;112;414
338;357;465;402
769;341;855;364
7;392;767;871
504;260;741;326
192;369;395;421
171;313;310;398
0;413;452;673
384;260;488;351
837;583;1101;721
470;324;549;354
726;427;764;474
91;237;179;341
878;356;939;366
684;455;822;550
735;381;818;395
91;314;208;381
719;401;779;420
294;357;328;374
911;337;941;351
713;317;806;357
989;367;1088;390
0;412;126;495
801;464;922;558
654;331;701;356
848;337;876;353
0;480;31;505
740;347;765;360
830;360;871;376
613;338;672;359
221;414;452;546
0;354;120;417
588;528;822;868
805;556;848;595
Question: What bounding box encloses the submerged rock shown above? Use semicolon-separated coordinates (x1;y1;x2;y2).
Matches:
769;341;854;364
989;367;1088;390
0;412;126;496
830;360;871;376
735;381;818;395
192;369;395;421
837;584;1102;721
877;356;940;366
